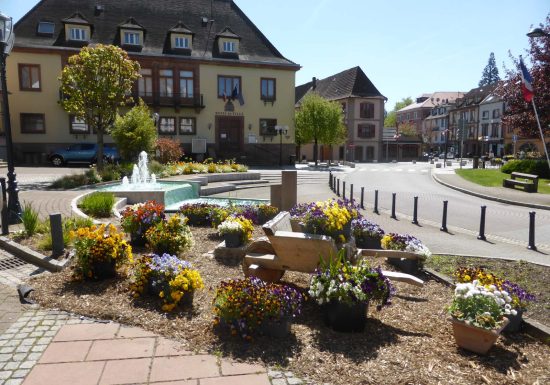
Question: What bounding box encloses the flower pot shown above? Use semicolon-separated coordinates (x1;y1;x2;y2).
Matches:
449;317;509;355
223;232;242;248
290;219;304;232
130;233;147;247
356;236;382;249
504;309;523;332
260;318;291;338
322;301;368;332
91;260;116;279
386;258;419;275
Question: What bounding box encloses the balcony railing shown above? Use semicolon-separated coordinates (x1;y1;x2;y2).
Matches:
133;92;205;109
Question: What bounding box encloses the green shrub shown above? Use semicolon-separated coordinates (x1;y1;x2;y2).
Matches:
21;202;40;237
149;160;165;176
39;216;95;251
503;155;515;161
50;174;90;189
100;164;122;182
85;168;102;184
78;192;115;218
501;159;550;178
155;137;184;163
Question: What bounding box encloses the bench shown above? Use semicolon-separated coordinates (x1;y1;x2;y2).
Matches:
503;172;539;193
243;211;424;287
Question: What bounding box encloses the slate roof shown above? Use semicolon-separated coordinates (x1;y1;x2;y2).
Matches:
455;83;498;108
295;66;386;104
398;92;464;112
14;0;298;68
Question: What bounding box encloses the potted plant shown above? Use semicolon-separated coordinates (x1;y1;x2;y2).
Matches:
131;253;204;312
302;199;359;243
289;202;313;231
144;214;194;255
120;200;165;246
447;280;515;354
309;250;394;332
352;218;385;249
217;215;254;248
213;277;304;340
380;233;431;274
179;202;226;227
71;224;132;280
454;267;535;332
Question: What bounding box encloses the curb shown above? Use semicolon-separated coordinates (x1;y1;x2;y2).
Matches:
423;267;550;344
431;171;550;211
0;236;68;272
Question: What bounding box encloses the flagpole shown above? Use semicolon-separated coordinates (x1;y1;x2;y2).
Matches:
531;99;550;173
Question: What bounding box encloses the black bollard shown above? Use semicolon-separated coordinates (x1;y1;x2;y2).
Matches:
412;196;419;225
329;171;332;188
337;179;340;196
0;178;8;235
374;190;379;214
343;181;346;200
440;200;448;232
360;187;365;209
391;193;397;219
332;175;336;192
527;211;537;250
477;205;487;240
350;184;354;203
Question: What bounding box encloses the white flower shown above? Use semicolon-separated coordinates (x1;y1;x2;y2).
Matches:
511;309;517;316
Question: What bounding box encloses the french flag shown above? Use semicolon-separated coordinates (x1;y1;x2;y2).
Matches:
519;55;534;103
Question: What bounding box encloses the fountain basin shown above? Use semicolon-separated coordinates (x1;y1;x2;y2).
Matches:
99;181;200;206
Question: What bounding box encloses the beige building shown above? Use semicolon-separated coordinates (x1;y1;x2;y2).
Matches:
295;67;386;162
3;0;299;165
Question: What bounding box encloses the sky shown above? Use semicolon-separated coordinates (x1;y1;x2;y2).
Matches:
2;0;548;109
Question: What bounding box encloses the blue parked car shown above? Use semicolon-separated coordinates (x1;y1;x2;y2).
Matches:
49;143;120;166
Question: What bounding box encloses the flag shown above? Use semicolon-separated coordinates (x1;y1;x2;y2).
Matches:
519;55;534;103
238;91;245;106
231;83;239;101
222;93;226;102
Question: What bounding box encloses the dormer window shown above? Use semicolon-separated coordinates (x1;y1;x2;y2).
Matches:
175;36;189;49
62;12;91;43
124;31;140;45
216;27;241;56
119;17;145;50
37;21;55;36
70;27;86;41
168;22;194;53
223;41;236;52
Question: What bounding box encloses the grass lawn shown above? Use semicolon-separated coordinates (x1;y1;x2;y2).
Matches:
455;168;550;194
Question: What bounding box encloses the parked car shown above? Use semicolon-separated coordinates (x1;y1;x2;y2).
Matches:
439;152;455;159
49;143;120;166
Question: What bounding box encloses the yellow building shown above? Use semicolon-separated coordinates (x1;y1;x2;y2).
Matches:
4;0;299;165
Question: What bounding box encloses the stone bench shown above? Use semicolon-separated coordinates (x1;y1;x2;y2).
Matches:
503;172;538;193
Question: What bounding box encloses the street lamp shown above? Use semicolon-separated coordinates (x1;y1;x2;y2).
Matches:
274;125;288;167
0;12;21;223
393;133;401;162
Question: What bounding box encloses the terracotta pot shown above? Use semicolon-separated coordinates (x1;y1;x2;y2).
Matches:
223;232;242;248
322;300;368;332
449;317;509;354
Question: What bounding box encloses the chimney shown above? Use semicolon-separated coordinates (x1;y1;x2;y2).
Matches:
312;77;317;90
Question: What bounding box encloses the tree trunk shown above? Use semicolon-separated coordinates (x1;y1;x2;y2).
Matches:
97;127;104;172
314;138;318;166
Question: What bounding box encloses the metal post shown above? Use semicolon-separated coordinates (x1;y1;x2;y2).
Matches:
342;181;346;200
440;200;448;232
360;187;364;209
337;179;340;196
527;211;537;250
477;205;487;241
412;196;419;225
0;178;8;235
373;190;379;214
329;171;332;189
350;184;354;203
391;193;397;219
50;213;64;257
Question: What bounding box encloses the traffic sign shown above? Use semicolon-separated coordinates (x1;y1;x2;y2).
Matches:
512;134;518;143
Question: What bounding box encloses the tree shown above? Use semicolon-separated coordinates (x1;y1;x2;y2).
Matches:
59;44;140;170
295;93;347;165
478;52;501;87
384;97;413;127
497;14;550;138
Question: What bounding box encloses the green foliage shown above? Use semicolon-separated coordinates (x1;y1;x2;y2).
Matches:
85;168;102;184
38;216;94;251
478;52;500;87
78;192;115;218
295;93;347;164
99;164;121;182
384;97;413;127
21;202;40;237
111;100;158;161
155;138;184;164
50;174;90;189
149;160;165;176
59;44;140;170
501;159;550;178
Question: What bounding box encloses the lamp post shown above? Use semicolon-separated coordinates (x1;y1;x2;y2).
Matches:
393;133;401;162
275;125;287;167
0;12;21;224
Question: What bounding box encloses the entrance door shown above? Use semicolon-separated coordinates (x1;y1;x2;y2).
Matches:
216;116;244;157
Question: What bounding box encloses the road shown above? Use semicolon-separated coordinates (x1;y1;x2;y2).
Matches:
335;162;550;251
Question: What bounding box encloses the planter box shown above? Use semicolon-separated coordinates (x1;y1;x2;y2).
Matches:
449;317;509;354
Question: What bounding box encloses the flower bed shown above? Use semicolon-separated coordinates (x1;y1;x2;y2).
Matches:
179;202;279;227
160;159;248;177
381;233;431;257
145;214;194;255
121;200;165;244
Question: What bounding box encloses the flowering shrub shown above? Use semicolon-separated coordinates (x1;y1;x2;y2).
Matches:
120;201;165;238
179;203;225;227
454;267;535;311
160;159;248;177
381;233;431;257
145;214;194;255
352;218;384;242
213;277;304;339
301;199;360;242
155;137;184;164
309;250;393;309
217;215;254;243
448;280;517;329
131;253;203;312
71;224;132;280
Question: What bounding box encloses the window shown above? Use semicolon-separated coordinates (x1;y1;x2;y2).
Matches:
69;115;89;134
20;113;45;133
481;123;489;136
159;69;174;97
37;21;55;35
179;71;194;98
492;109;500;119
405;113;410;120
259;119;277;136
491;123;499;138
413;112;418;119
18;64;41;91
223;41;236;52
138;68;153;97
69;27;86;41
482;111;489;119
359;102;374;119
218;76;240;99
158;117;176;135
179;117;196;135
175;36;189;49
124;31;140;45
357;124;375;138
260;78;276;101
